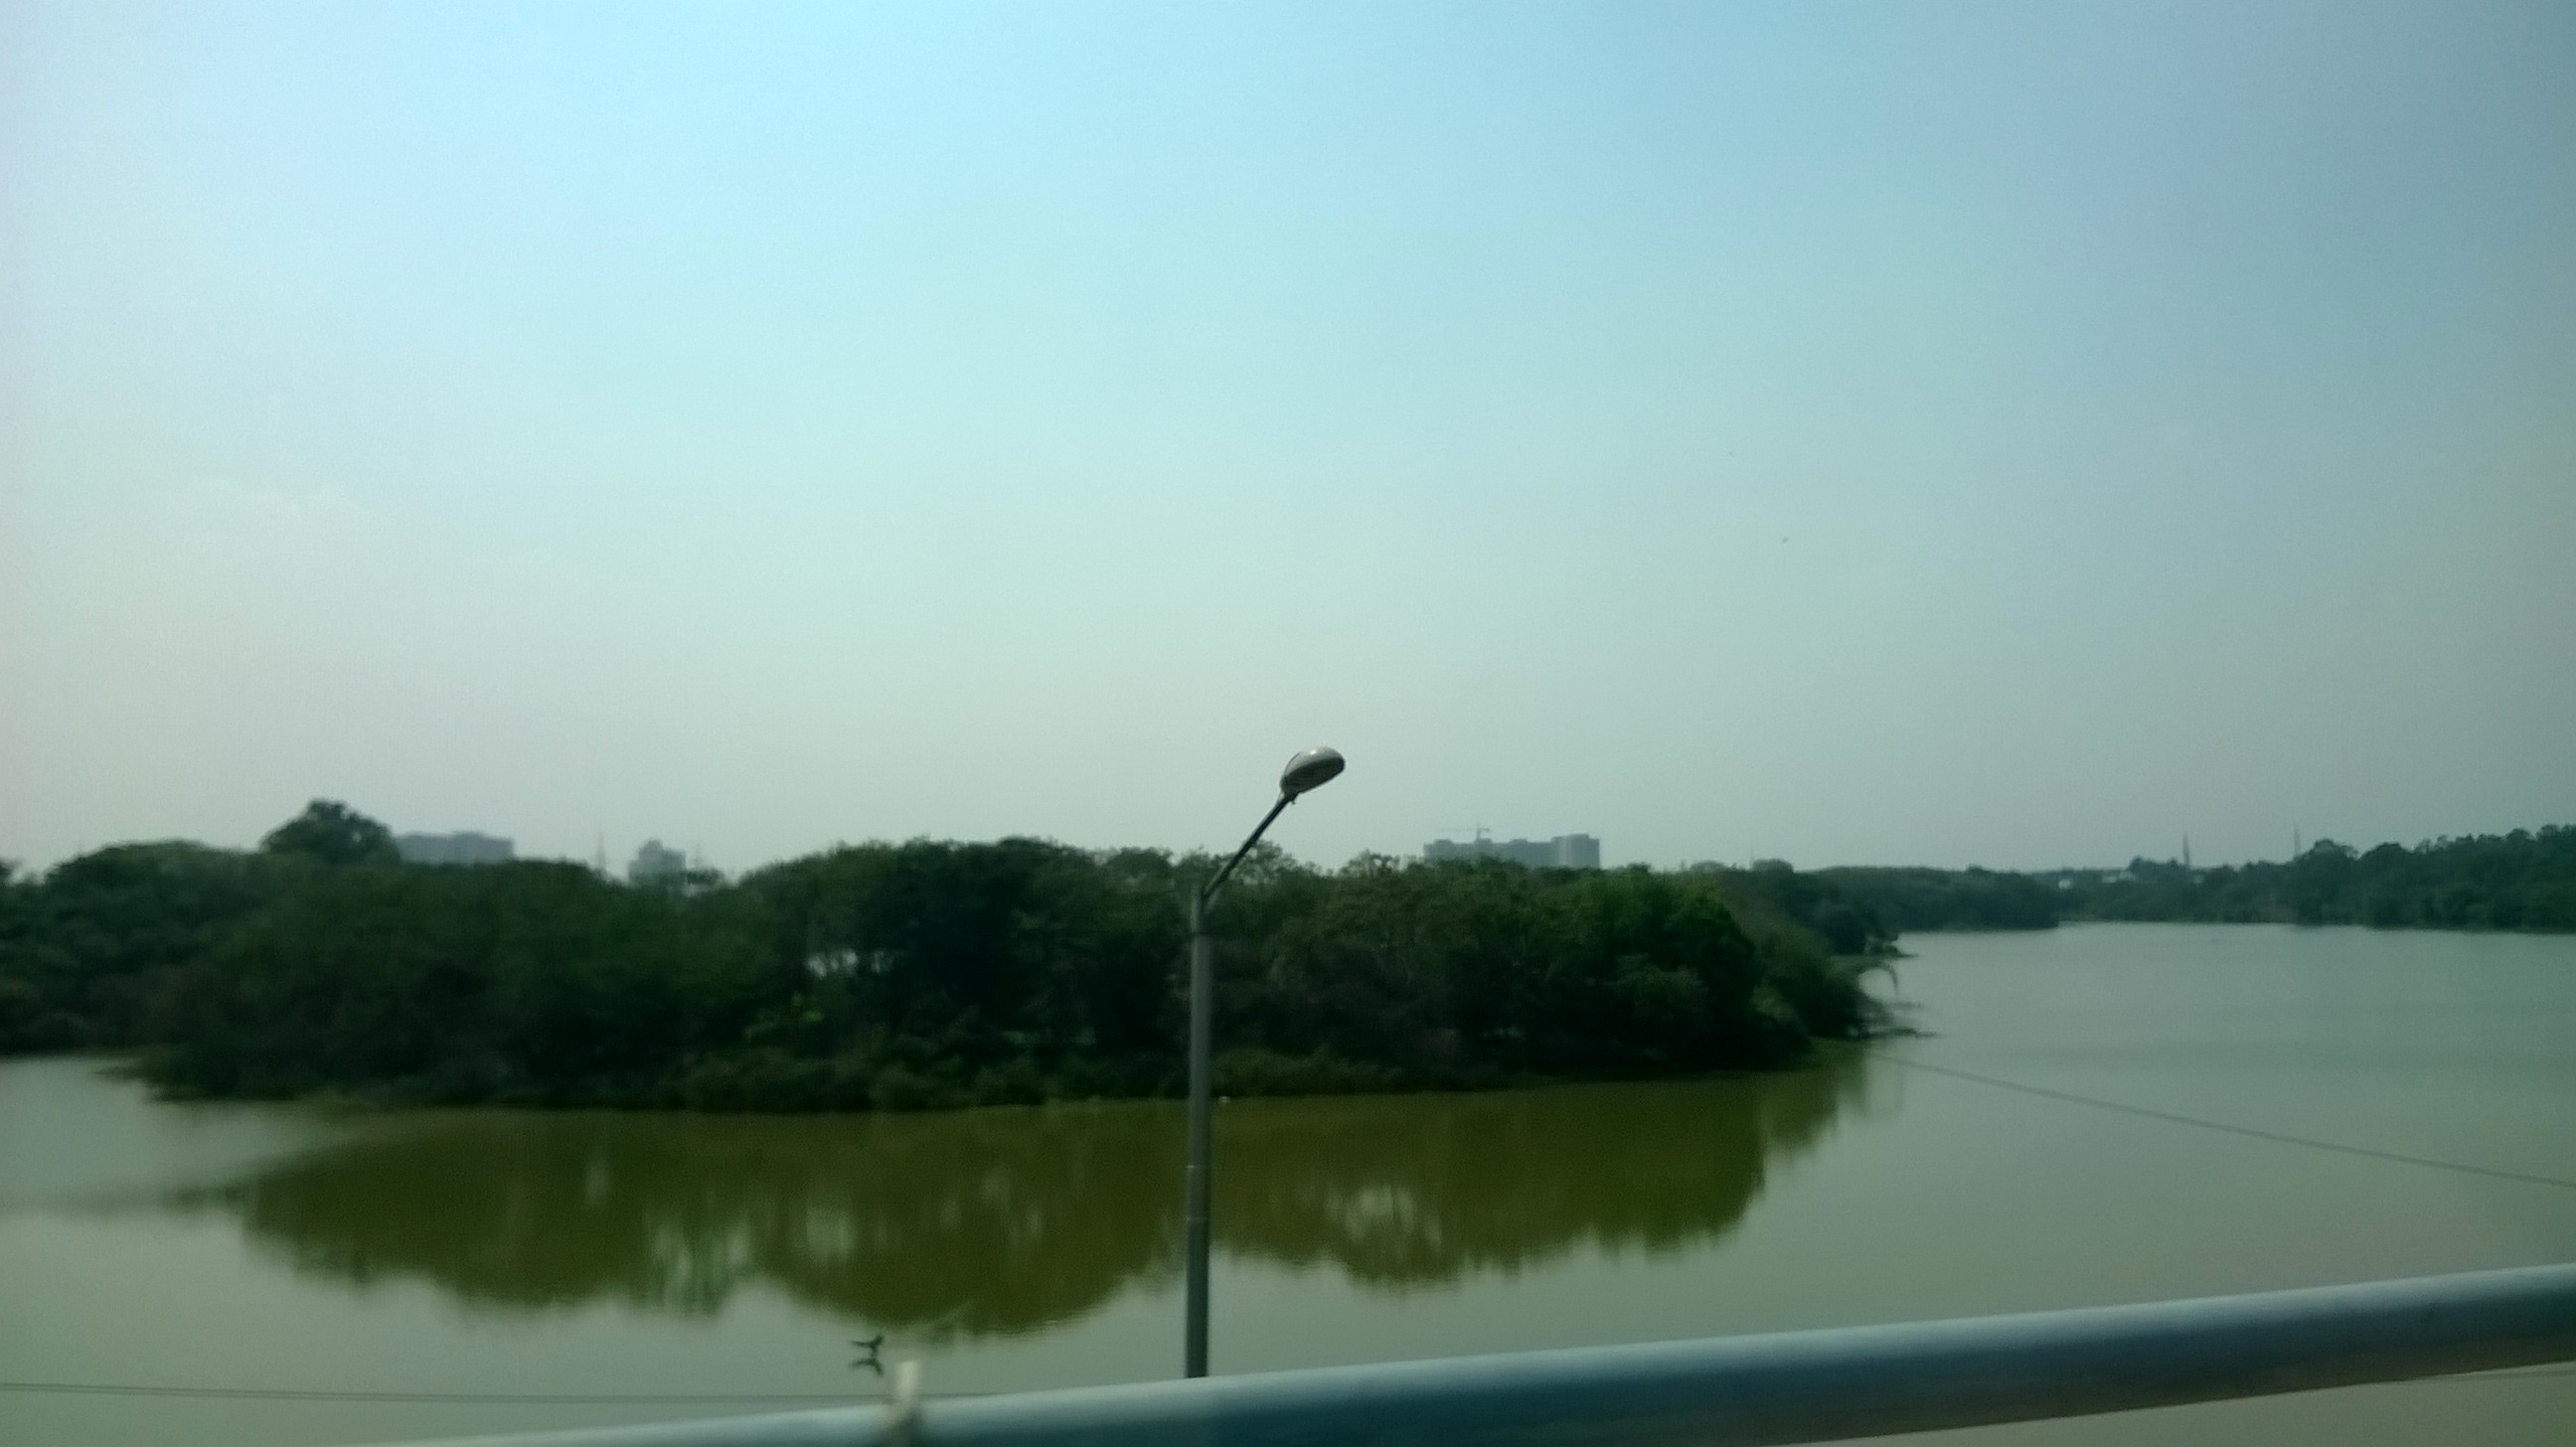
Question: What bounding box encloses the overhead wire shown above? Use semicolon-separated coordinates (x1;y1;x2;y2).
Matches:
1865;1048;2576;1193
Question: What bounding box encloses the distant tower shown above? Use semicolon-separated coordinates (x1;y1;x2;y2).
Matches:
2182;836;2192;870
628;839;687;885
594;832;608;877
2293;825;2302;859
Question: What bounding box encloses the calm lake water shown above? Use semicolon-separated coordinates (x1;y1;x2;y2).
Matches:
4;924;2573;1446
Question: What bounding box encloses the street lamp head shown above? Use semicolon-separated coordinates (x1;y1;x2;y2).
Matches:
1279;746;1346;799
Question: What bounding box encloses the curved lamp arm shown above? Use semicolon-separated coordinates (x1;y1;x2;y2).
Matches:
1198;747;1344;907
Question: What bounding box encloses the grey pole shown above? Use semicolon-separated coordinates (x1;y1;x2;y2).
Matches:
1183;886;1214;1378
1183;747;1344;1379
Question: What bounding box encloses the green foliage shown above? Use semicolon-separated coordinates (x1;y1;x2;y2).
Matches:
1696;861;1903;950
153;861;774;1103
1691;828;2576;937
15;804;2569;1103
259;800;402;868
2062;827;2576;930
0;817;1889;1107
0;842;288;1051
1239;860;1855;1080
1812;866;2061;932
1212;1047;1405;1097
0;862;39;1050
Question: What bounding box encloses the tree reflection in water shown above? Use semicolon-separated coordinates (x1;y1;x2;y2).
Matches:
172;1053;1868;1340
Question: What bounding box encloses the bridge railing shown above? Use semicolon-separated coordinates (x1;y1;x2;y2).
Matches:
367;1262;2576;1447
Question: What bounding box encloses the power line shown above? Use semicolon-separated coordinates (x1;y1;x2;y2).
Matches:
1868;1050;2576;1193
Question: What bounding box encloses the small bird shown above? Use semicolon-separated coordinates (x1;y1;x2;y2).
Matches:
850;1335;886;1374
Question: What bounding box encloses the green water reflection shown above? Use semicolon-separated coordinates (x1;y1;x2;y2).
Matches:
10;927;2576;1447
170;1057;1866;1338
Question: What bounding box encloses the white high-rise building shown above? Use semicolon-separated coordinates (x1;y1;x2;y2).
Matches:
396;832;515;866
627;839;689;885
1423;833;1601;870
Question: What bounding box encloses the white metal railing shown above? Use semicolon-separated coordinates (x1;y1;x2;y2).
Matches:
363;1261;2576;1447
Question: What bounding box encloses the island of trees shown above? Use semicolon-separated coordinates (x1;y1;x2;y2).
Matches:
0;802;1885;1109
8;805;2567;1110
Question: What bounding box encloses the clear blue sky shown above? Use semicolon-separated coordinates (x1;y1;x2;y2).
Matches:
4;0;2571;874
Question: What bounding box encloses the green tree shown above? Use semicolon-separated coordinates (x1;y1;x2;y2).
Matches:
260;800;401;867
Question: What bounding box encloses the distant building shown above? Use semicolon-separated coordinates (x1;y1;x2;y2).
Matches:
396;831;515;866
1424;833;1601;870
628;839;689;885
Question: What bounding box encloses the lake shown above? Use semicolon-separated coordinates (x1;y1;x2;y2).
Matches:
3;923;2572;1445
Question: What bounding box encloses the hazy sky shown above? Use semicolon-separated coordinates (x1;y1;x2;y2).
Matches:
5;1;2572;876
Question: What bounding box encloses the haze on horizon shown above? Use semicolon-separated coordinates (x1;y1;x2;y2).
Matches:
4;1;2571;879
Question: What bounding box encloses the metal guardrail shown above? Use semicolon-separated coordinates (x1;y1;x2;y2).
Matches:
371;1262;2576;1447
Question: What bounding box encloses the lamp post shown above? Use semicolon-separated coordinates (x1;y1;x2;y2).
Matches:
1185;745;1345;1378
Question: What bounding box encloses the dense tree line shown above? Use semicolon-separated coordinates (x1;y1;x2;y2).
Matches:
1683;861;2062;937
1690;827;2576;936
2064;828;2576;930
1812;866;2063;932
1689;861;1902;953
0;803;1886;1107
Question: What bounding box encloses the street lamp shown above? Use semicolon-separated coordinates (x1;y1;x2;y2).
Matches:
1184;745;1345;1378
